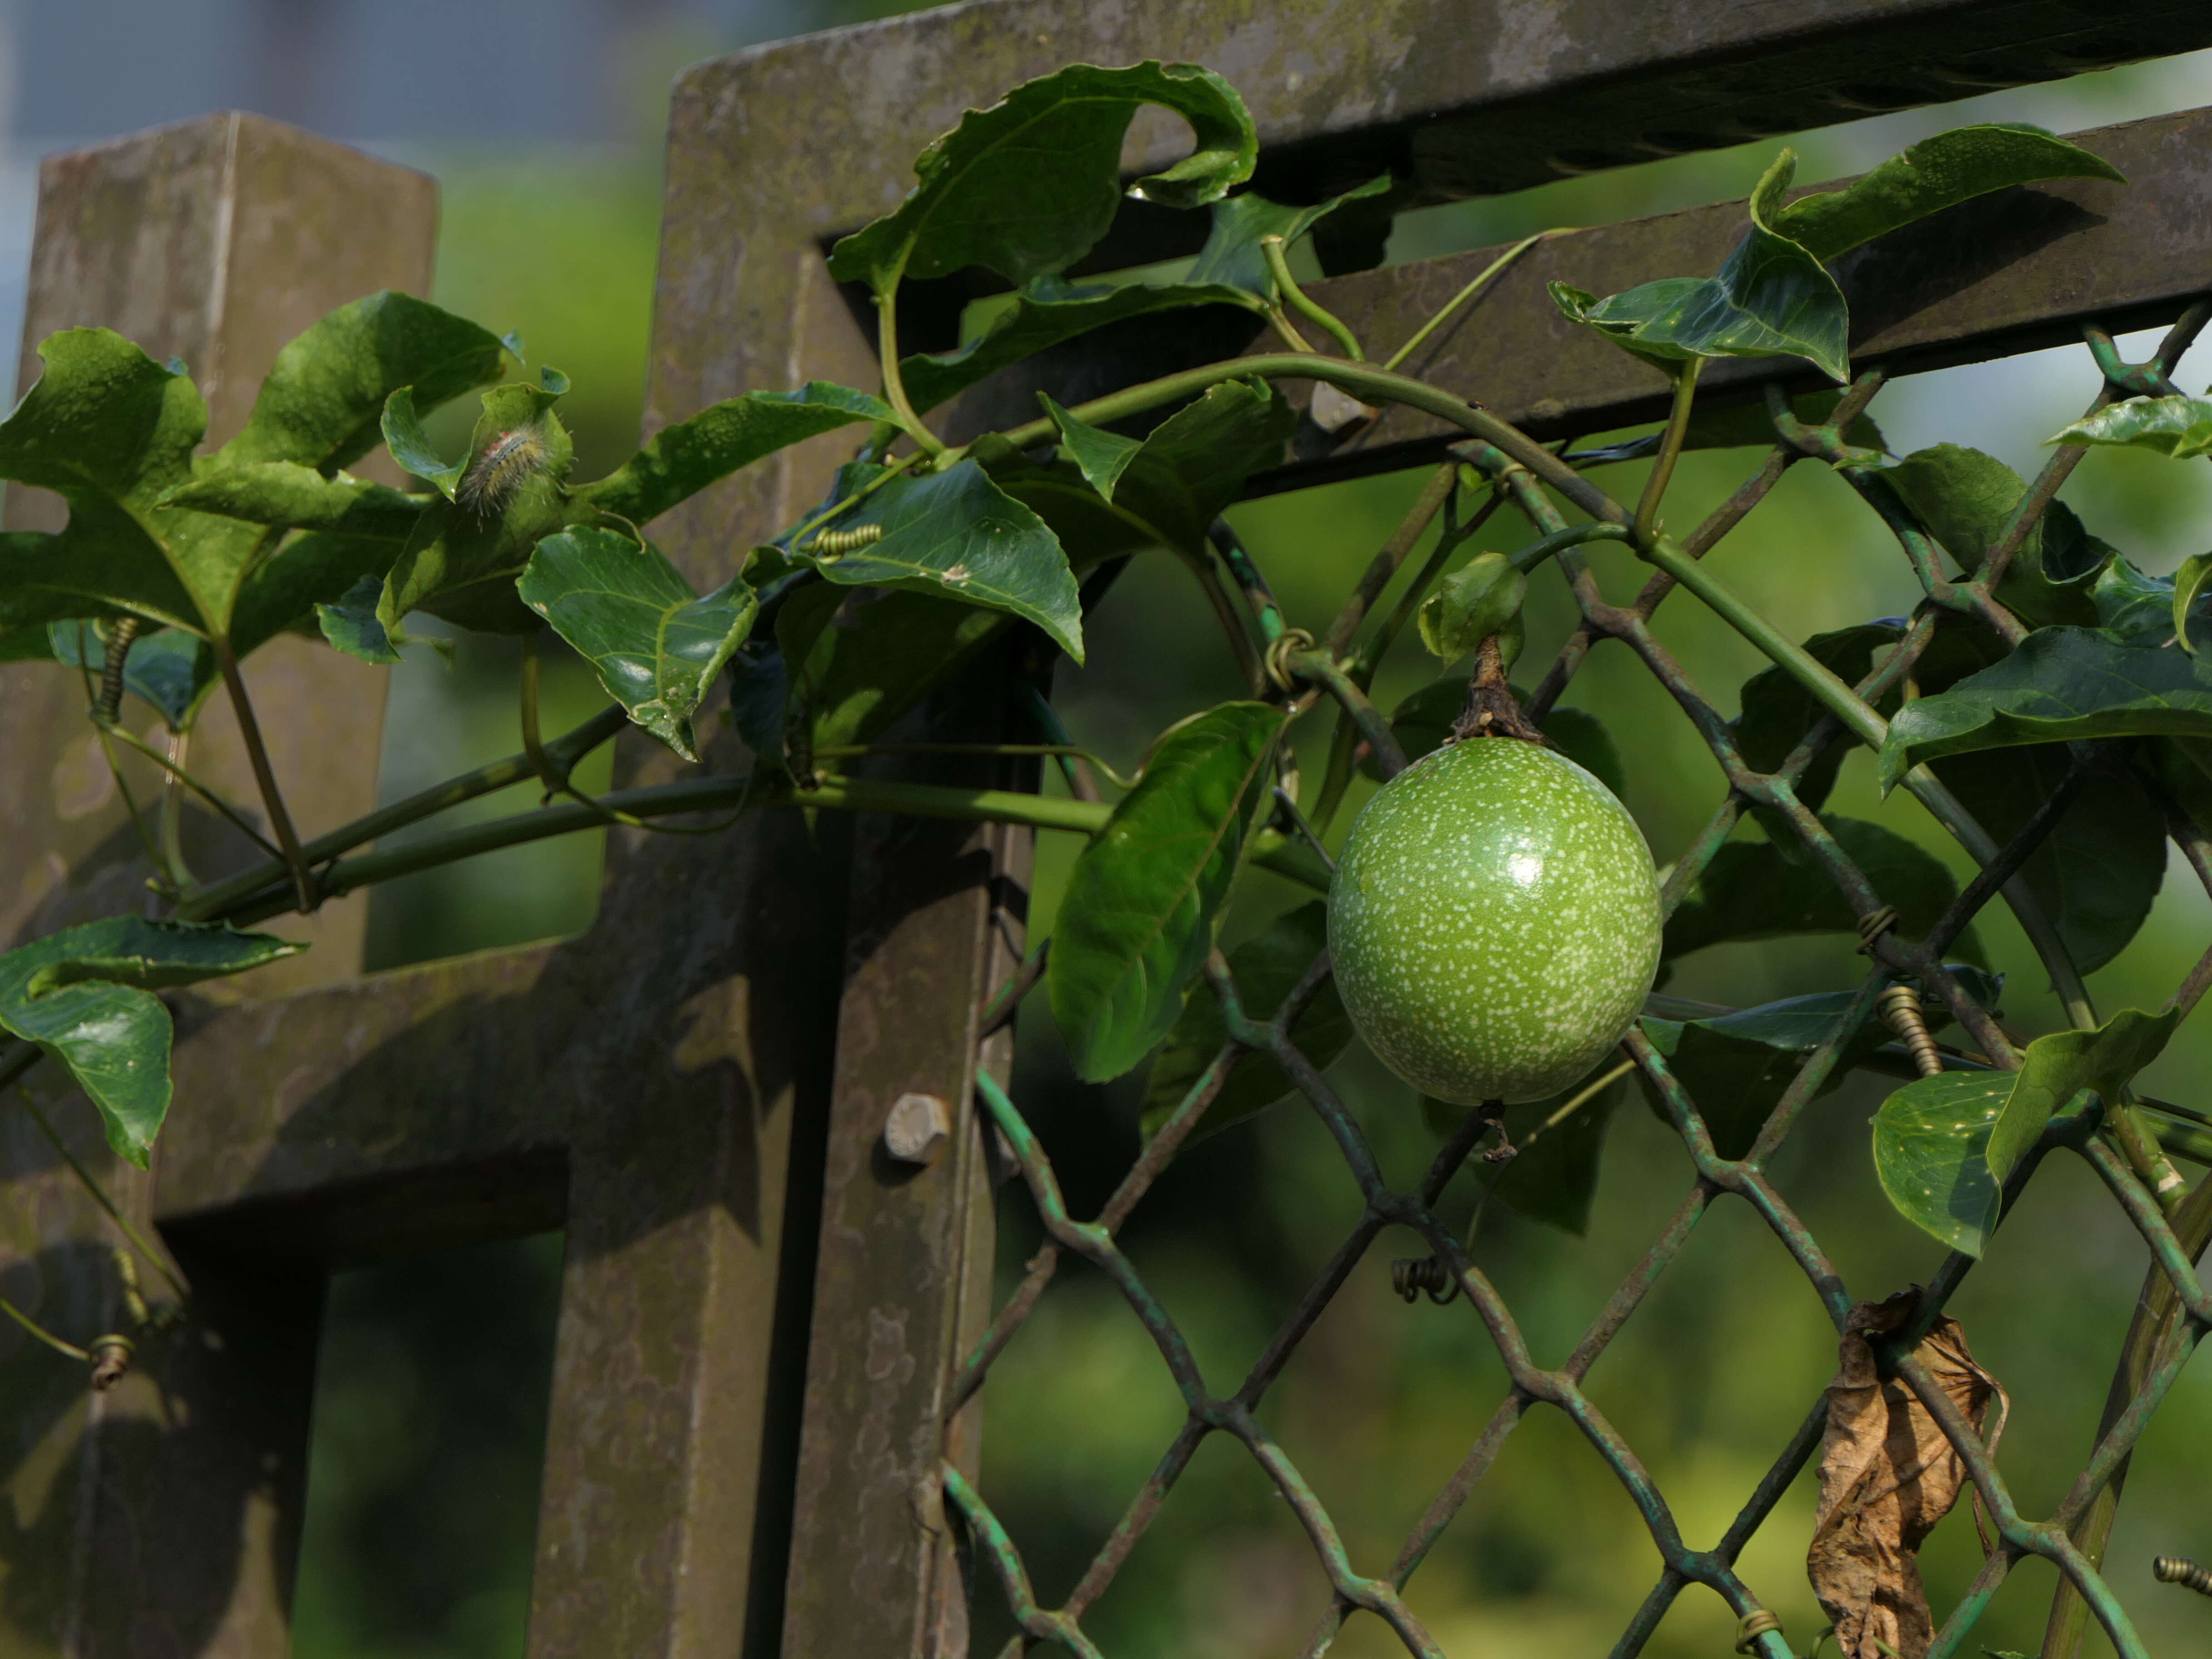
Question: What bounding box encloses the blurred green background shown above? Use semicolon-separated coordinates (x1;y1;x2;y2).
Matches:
282;16;2212;1659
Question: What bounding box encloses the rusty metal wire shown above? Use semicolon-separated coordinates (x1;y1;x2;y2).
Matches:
940;322;2212;1659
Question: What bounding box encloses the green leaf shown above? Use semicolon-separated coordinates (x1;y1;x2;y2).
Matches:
1732;622;1903;811
1932;745;2162;975
381;386;467;497
46;621;214;730
1418;551;1525;667
2052;393;2212;461
1874;1071;2008;1256
1049;702;1288;1081
1774;124;2125;263
826;61;1256;293
901;276;1257;414
1665;817;1960;960
216;292;507;473
806;590;1013;756
2175;552;2212;654
1548;150;1849;382
1427;1066;1630;1234
0;917;302;1165
1877;627;2212;791
1880;446;2105;627
161;462;431;539
795;459;1084;661
230;532;400;663
0;528;197;635
1185;175;1393;301
1040;392;1143;500
0;623;51;660
316;573;402;665
580;383;894;527
1138;901;1350;1146
518;527;758;762
1986;1005;2180;1185
1639;990;1886;1157
1381;681;1623;794
378;374;581;637
1105;379;1298;557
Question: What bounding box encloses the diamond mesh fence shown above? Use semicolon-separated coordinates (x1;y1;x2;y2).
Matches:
938;308;2212;1659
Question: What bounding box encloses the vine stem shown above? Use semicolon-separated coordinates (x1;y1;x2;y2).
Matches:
0;1295;87;1362
873;284;943;457
1260;235;1363;359
15;1088;189;1301
1635;360;1700;544
96;716;283;860
213;639;315;911
1381;231;1554;374
208;771;1333;925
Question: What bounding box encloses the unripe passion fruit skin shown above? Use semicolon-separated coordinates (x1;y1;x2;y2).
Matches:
1328;738;1661;1106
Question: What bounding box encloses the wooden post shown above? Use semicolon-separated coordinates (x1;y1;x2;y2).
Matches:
0;112;437;1659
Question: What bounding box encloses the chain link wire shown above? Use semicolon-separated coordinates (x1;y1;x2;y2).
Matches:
940;314;2212;1659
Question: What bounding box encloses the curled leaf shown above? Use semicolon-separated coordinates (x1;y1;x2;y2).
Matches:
2051;394;2212;461
1417;552;1525;666
1810;1293;2006;1659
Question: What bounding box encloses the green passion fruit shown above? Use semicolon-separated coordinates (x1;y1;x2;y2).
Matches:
1327;736;1661;1106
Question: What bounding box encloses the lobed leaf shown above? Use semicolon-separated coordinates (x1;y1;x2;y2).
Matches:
580;383;894;527
1874;1071;2008;1255
1986;1005;2179;1185
0;917;303;1165
216;292;507;473
1876;626;2212;791
161;462;431;539
519;527;758;762
2051;393;2212;461
1138;901;1351;1146
1774;124;2124;263
827;61;1256;293
795;459;1084;661
1049;702;1288;1081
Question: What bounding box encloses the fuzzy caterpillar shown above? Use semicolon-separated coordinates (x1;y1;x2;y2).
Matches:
458;426;554;516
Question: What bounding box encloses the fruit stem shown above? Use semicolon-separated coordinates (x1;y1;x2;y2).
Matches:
1453;636;1547;744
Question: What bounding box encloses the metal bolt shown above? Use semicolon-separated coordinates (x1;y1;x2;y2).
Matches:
882;1092;951;1167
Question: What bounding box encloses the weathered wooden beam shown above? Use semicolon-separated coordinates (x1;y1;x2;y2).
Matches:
0;113;437;1659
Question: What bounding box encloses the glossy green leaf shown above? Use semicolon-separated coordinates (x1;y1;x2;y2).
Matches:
2175;552;2212;654
1880;445;2104;626
1382;682;1623;795
46;620;214;730
1184;175;1392;301
795;458;1083;661
1049;702;1288;1081
1874;1071;2008;1256
1549;150;1849;382
0;917;303;1165
827;61;1256;292
1417;551;1524;666
1774;124;2124;263
1427;1067;1630;1235
316;573;402;665
1138;901;1350;1146
216;292;507;473
580;383;894;527
1986;1005;2180;1185
1040;392;1143;500
1640;990;1885;1157
1665;817;1960;960
1105;379;1298;556
901;277;1257;414
1732;622;1903;811
519;527;757;762
2052;394;2212;461
1932;745;2162;974
161;462;431;539
1877;627;2212;790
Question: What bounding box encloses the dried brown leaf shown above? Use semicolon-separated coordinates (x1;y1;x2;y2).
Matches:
1807;1291;2007;1659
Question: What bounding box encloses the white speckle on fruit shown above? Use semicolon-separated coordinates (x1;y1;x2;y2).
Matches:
1327;738;1661;1105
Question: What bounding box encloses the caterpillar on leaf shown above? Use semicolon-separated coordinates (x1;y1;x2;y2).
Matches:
459;426;555;516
